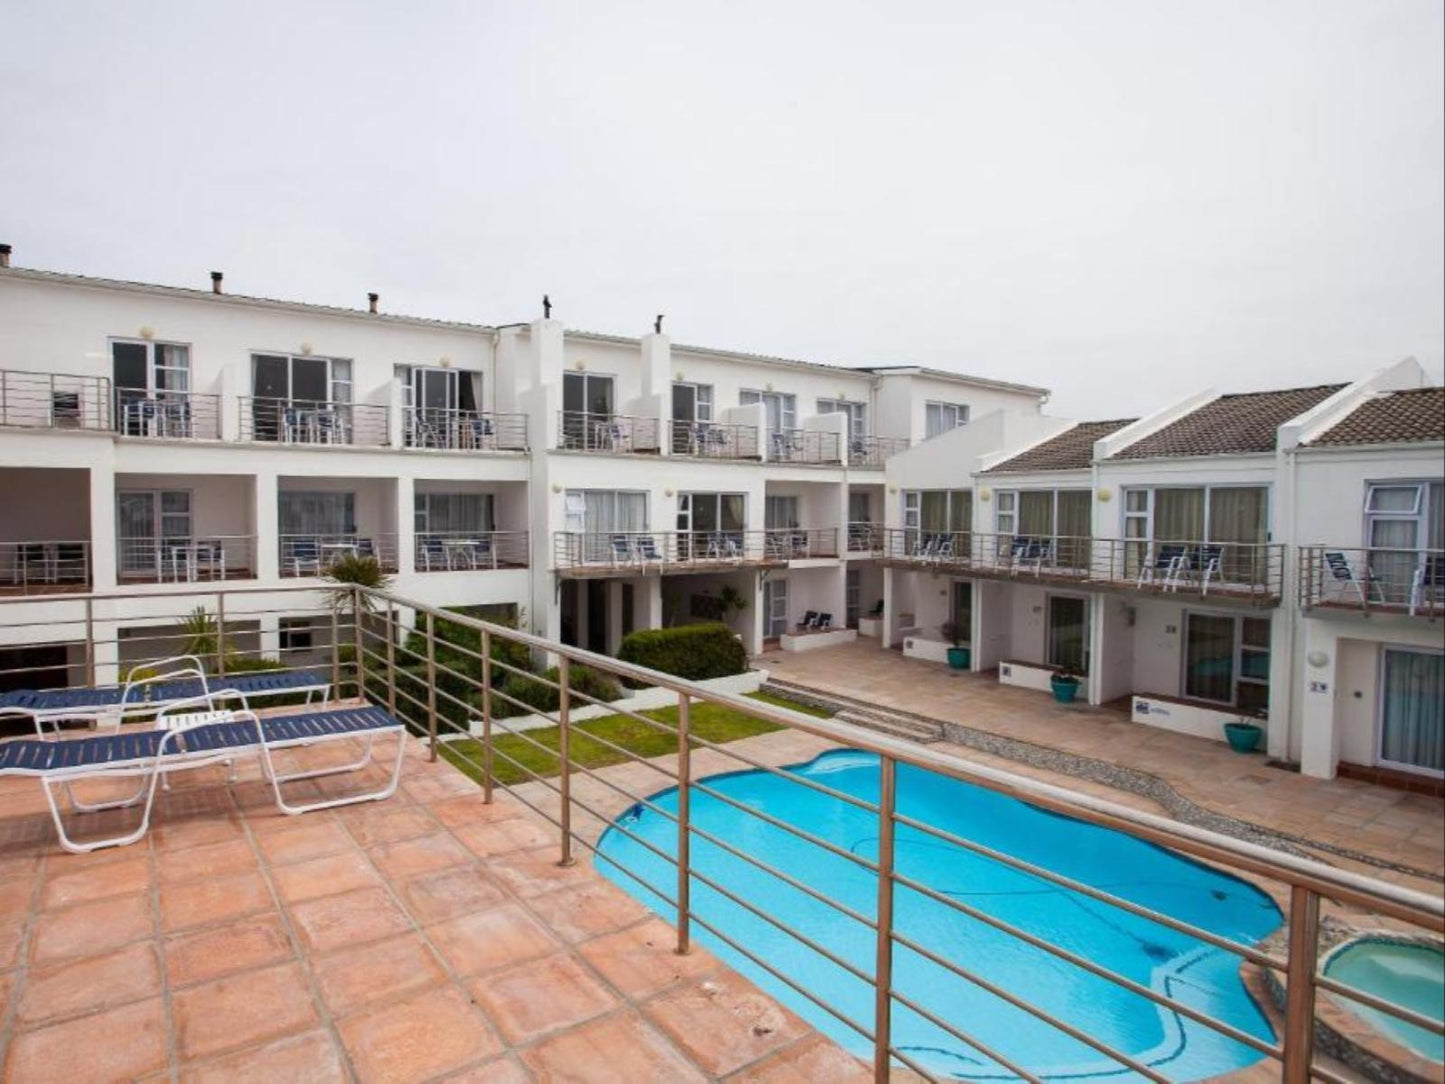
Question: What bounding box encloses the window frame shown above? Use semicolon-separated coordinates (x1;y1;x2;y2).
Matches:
925;400;969;439
110;338;192;396
1181;610;1271;712
817;397;868;441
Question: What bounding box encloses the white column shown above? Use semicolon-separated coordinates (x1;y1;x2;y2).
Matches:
1298;619;1341;778
640;332;671;457
255;473;279;581
92;619;120;686
388;376;405;450
882;567;896;648
87;463;117;590
395;475;415;576
258;611;281;659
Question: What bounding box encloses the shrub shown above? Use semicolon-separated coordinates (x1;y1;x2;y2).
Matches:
494;664;622;717
616;623;746;682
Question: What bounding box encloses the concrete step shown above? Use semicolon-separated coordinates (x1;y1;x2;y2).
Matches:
835;708;945;744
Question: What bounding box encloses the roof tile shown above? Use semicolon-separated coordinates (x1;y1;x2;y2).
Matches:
985;419;1136;473
1112;385;1345;459
1307;387;1444;447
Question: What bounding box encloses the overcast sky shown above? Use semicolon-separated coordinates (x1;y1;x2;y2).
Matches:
2;0;1441;418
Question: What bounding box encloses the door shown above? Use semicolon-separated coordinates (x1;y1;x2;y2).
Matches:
1046;595;1089;674
291;357;328;404
846;570;861;628
112;342;149;432
117;491;158;574
251;355;290;440
586;580;608;653
951;581;973;645
763;578;789;638
1379;648;1444;775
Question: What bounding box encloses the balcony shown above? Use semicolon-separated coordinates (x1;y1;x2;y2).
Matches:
764;527;839;559
884;530;1285;604
553;529;811;575
1299;545;1443;620
767;428;841;465
118;535;257;584
414;530;529;571
278;533;399;577
403;407;528;452
240;398;390;447
668;419;761;460
846;435;910;469
846;522;885;556
558;412;660;454
0;540;91;595
0;371;221;439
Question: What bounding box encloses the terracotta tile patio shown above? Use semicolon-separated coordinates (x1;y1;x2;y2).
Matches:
0;728;869;1082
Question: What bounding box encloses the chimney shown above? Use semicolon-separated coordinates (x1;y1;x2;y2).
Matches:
368;292;379;314
0;244;11;269
210;271;223;294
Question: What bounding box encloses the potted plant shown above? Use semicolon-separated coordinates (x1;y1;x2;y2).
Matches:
939;621;970;670
1223;717;1264;753
1050;668;1082;704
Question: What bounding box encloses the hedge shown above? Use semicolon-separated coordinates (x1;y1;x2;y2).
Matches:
497;665;623;717
616;623;746;682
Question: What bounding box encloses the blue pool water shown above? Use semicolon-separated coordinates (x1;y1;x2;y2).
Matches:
1323;939;1444;1063
595;750;1282;1081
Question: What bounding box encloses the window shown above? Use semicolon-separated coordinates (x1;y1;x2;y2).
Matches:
1379;648;1443;775
563;372;615;418
112;340;192;433
992;489;1092;567
677;492;746;534
995;491;1016;536
672;382;713;423
251;354;350;404
925;401;968;438
1182;612;1270;712
414;493;494;534
1122;486;1269;581
116;490;193;574
740;389;796;434
279;491;356;537
279;618;314;653
1046;595;1089;673
904;490;970;554
564;489;647;563
1365;482;1444;602
765;495;799;529
817;398;867;443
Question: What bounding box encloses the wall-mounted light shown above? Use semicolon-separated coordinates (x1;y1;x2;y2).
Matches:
574;360;586;372
300;342;314;356
887;485;897;494
1097;488;1113;502
551;483;563;493
1306;650;1330;669
139;325;156;341
979;488;992;502
675;370;685;382
439;356;452;368
765;382;774;393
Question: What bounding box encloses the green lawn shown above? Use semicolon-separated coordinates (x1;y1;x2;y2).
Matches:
437;691;830;787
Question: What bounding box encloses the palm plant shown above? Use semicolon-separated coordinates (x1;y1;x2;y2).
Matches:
324;553;392;616
176;605;219;666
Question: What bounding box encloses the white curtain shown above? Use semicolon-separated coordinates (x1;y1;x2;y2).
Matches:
1381;650;1444;772
280;492;355;536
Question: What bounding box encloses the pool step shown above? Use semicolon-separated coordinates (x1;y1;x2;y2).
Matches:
833;708;946;745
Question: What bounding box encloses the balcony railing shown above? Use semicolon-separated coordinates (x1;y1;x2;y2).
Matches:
847;435;910;469
0;370;113;431
341;583;1444;1083
1299;545;1444;619
553;529;809;571
884;530;1285;602
415;530;529;571
0;540;91;594
763;527;839;559
117;535;256;583
558;412;660;454
846;521;885;555
240;398;390;447
403;407;528;452
114;391;221;440
278;533;399;577
669;419;761;460
768;428;841;465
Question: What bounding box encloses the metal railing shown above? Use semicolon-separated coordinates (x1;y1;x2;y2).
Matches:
763;527;839;559
0;540;91;594
0;581;1439;1079
884;530;1286;603
1299;545;1444;619
240;397;390;446
414;530;529;571
768;428;842;465
847;435;910;469
552;529;805;571
117;535;256;583
403;407;528;452
0;370;113;431
278;533;399;577
558;411;661;454
847;522;885;555
669;419;762;460
340;584;1443;1084
114;390;221;440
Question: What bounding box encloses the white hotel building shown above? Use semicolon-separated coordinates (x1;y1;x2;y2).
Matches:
0;250;1439;787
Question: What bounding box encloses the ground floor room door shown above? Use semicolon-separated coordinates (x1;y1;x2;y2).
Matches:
763;578;788;638
1379;647;1443;775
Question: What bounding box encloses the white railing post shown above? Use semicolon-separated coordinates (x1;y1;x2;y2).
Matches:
557;657;575;866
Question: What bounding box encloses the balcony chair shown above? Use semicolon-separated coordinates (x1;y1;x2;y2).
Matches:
815;613;833;630
161;397;192;438
281;406;307;443
419;536;449;571
796;611;820;631
633;534;663;571
706;533;742;563
54;543;86;584
911;533;938;560
1194;544;1224;596
1010;536;1048;575
1322;550;1369;606
193;541;225;581
1410;554;1444;617
932;534;956;566
609;535;637;568
1138;543;1188;592
17;543;54;584
288;539;322;577
314;409;345;444
466;415;495;450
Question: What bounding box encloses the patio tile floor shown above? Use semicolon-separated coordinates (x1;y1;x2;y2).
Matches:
0;726;866;1081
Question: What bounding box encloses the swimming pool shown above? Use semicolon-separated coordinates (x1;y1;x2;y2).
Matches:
596;749;1282;1081
1323;938;1444;1063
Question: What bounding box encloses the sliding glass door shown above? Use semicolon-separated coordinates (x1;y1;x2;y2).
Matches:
1379;648;1443;775
1046;595;1089;673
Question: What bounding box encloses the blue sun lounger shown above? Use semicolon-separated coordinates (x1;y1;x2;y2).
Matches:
0;656;332;736
0;696;406;853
